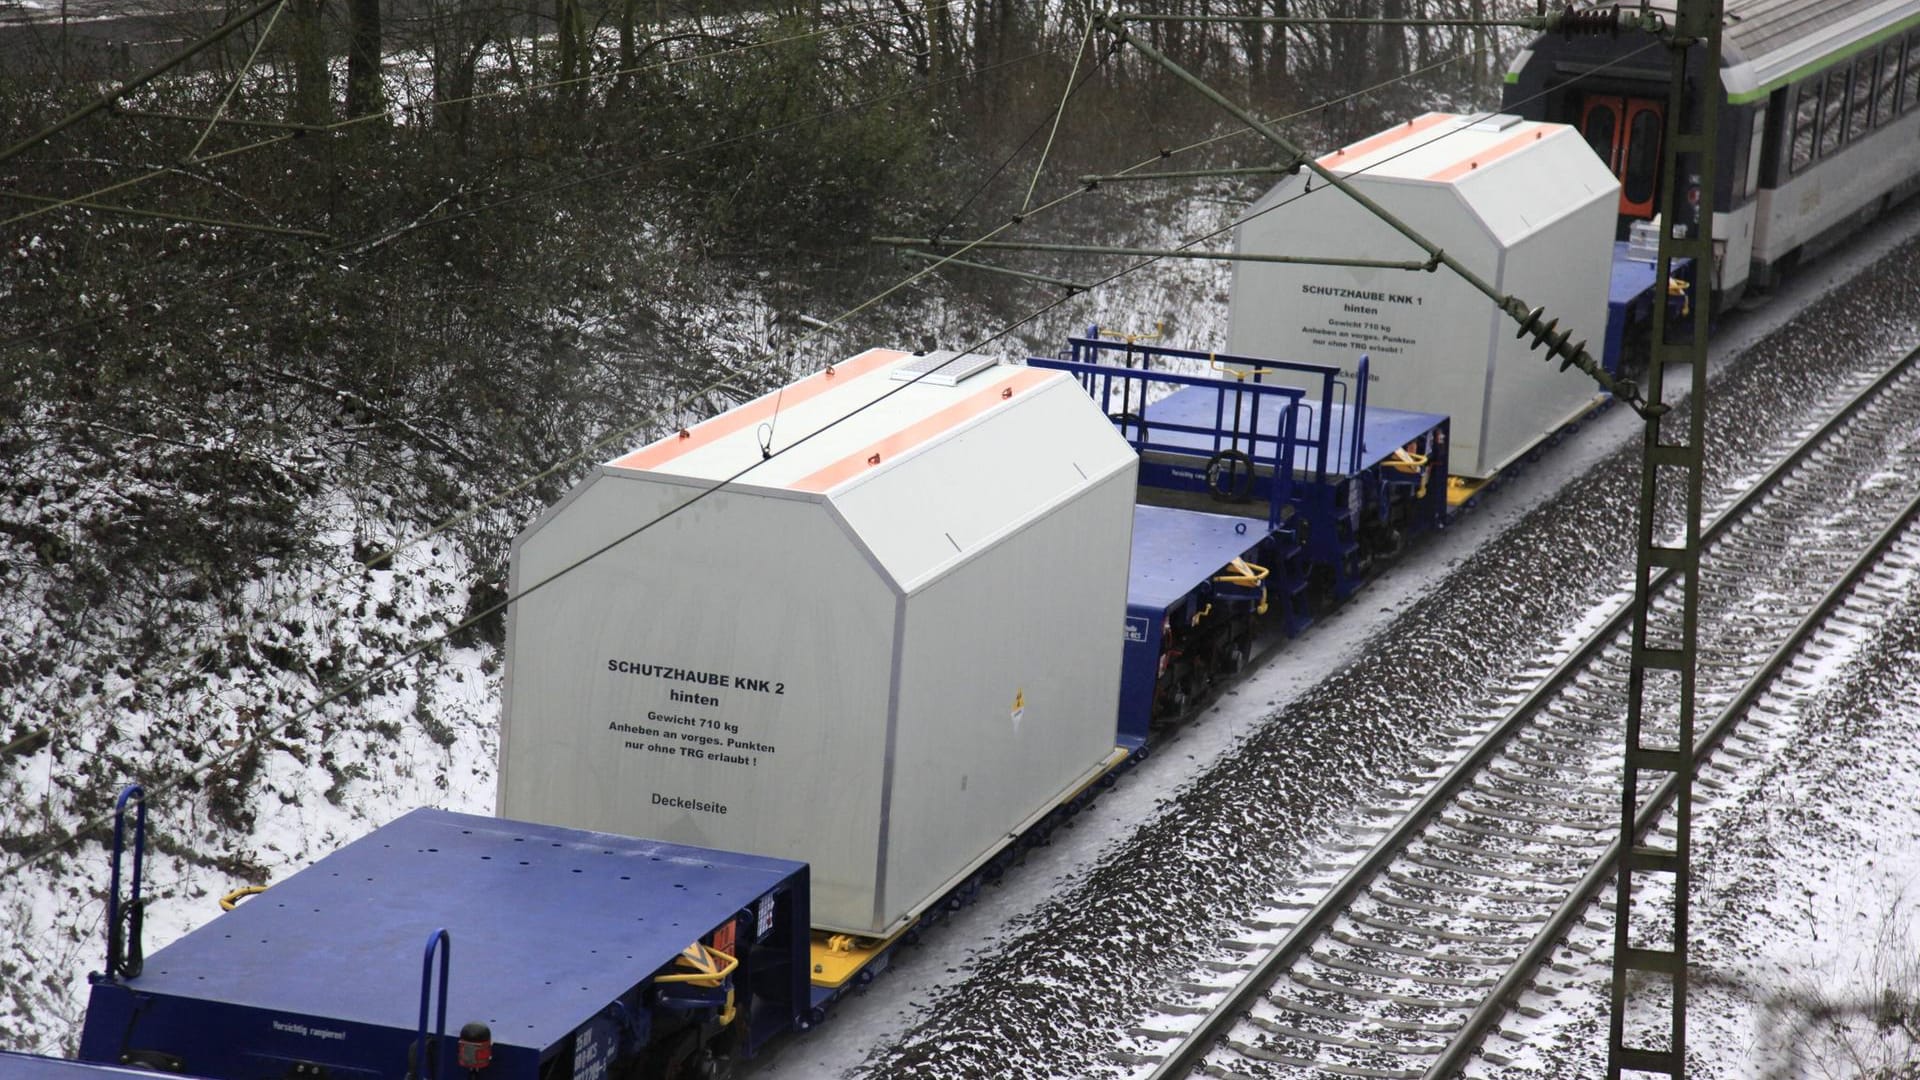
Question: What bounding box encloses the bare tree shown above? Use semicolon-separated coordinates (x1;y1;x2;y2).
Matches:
347;0;385;121
288;0;331;125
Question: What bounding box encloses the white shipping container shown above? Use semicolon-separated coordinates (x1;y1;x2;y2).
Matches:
1227;113;1620;478
498;349;1139;937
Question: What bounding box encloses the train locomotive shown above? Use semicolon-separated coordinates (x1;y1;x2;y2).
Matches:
1506;0;1920;307
48;5;1920;1076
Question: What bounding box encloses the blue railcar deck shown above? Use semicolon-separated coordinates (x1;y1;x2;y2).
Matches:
80;809;810;1078
1127;504;1270;614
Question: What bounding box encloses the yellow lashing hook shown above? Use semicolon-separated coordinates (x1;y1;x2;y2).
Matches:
1667;275;1691;317
1211;558;1271;616
1385;447;1428;474
658;942;741;1026
219;885;267;912
1212;557;1269;588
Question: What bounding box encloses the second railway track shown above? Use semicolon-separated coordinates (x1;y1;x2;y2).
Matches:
1114;341;1920;1080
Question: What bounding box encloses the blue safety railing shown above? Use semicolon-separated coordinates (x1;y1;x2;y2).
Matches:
91;783;147;987
1031;334;1370;531
411;928;452;1080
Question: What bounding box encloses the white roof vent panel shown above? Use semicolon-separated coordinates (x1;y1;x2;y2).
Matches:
889;349;1000;386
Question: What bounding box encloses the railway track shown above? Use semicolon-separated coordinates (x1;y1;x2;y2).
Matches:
1113;342;1920;1080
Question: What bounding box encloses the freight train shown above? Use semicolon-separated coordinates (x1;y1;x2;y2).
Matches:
39;3;1920;1077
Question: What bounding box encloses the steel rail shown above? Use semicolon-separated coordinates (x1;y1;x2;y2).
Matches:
1432;448;1920;1077
1145;341;1920;1079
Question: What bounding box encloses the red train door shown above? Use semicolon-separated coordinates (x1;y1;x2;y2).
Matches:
1580;94;1665;219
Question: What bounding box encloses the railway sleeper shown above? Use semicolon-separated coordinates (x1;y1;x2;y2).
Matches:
1220;1038;1422;1079
1396;850;1578;887
1286;969;1472;1010
1509;726;1614;758
1264;993;1460;1034
1312;946;1503;989
1241;1013;1445;1057
1450;793;1610;831
1381;868;1560;907
1484;760;1614;794
1345;910;1515;946
1328;927;1516;967
1534;698;1622;725
1420;836;1591;868
1194;1062;1264;1080
1464;779;1607;815
1436;812;1610;842
1367;891;1550;924
1501;725;1611;755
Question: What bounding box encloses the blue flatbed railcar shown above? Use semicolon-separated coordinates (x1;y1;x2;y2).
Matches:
79;805;810;1080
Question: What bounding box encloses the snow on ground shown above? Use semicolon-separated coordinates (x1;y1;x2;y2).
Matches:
0;484;501;1054
1481;545;1920;1079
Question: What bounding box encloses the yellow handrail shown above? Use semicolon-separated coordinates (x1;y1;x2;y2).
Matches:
1095;319;1166;345
1208;355;1279;382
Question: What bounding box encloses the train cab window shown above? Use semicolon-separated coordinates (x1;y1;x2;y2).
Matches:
1790;82;1819;172
1622;102;1662;215
1850;55;1876;142
1905;31;1920;113
1819;66;1848;157
1581;99;1620;172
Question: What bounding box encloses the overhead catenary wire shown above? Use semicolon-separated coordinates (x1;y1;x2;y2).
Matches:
182;0;287;162
768;25;1112;455
0;36;1664;885
1021;15;1097;215
931;28;1112;238
0;0;288;167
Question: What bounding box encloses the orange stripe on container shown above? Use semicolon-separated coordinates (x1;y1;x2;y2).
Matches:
1317;113;1455;168
609;348;905;471
791;368;1055;493
1428;127;1552;183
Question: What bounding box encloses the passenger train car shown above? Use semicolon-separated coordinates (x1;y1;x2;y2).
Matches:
1506;0;1920;306
32;7;1920;1080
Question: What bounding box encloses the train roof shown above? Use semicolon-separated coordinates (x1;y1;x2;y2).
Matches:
1506;0;1920;105
1723;0;1920;102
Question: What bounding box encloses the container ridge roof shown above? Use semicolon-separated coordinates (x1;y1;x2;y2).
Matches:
606;349;1063;492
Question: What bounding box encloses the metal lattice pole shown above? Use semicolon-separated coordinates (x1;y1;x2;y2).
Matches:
1609;1;1723;1075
